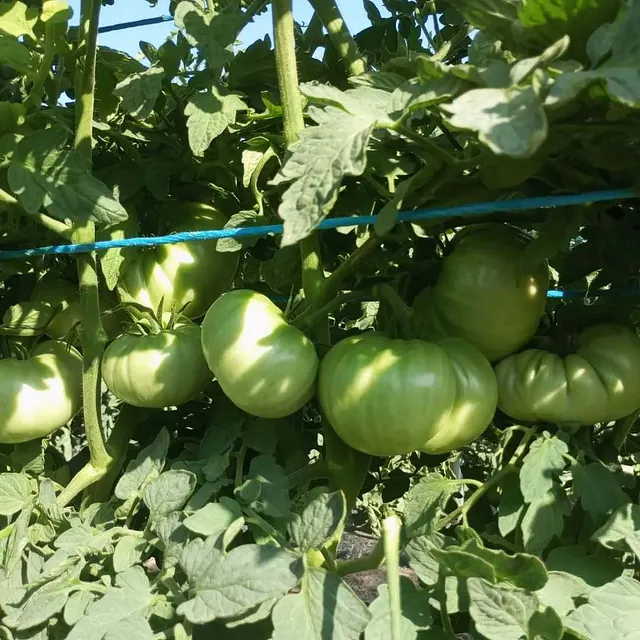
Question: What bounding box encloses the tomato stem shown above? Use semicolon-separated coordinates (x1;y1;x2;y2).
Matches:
307;0;366;77
611;408;640;452
71;0;113;484
336;538;384;576
383;515;403;640
25;22;57;109
273;0;371;535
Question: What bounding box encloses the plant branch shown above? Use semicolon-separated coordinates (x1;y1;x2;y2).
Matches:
611;408;640;452
0;187;72;239
73;0;112;478
26;23;57;108
383;515;403;640
315;235;383;308
292;290;369;333
286;460;329;488
337;538;384;575
307;0;366;76
436;464;516;531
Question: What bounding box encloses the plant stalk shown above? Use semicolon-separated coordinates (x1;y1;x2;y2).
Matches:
72;0;112;486
383;515;403;640
307;0;366;76
26;22;58;107
272;0;370;528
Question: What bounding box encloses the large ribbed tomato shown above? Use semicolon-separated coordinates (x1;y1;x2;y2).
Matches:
0;341;82;443
318;334;498;456
495;324;640;425
201;290;319;418
102;323;210;408
119;203;238;320
414;224;550;362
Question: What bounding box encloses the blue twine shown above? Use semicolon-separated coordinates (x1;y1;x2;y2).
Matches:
0;188;634;262
98;15;173;34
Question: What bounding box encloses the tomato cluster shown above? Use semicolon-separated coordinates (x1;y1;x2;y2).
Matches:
4;213;640;457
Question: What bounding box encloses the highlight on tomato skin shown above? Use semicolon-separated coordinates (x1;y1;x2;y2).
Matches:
101;322;211;409
495;324;640;425
318;333;498;457
414;224;550;362
201;289;319;419
0;341;82;444
119;203;240;323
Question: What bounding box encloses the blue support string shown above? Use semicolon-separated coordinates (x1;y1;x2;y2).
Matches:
97;15;173;34
0;188;634;261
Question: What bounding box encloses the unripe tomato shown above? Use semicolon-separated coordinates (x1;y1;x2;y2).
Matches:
119;203;239;320
201;290;319;418
0;341;82;444
415;224;549;362
102;323;210;408
31;275;123;342
495;324;640;425
318;334;498;456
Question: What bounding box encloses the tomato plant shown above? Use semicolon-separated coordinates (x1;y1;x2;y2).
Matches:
0;0;639;639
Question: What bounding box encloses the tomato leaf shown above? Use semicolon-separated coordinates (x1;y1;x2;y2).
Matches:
441;86;548;158
112;537;147;574
0;473;33;516
572;463;629;519
235;455;291;519
547;1;640;108
113;65;165;120
467;577;539;640
272;109;376;246
402;473;460;538
519;434;568;504
406;532;456;586
174;1;244;72
0;1;38;39
7;129;128;226
271;567;370;640
177;537;303;624
565;576;640;640
183;497;244;538
66;567;154;640
143;470;197;518
365;579;432;640
287;491;346;553
185;86;247;157
0;34;35;74
591;503;640;551
498;483;524;537
115;428;170;501
520;486;571;556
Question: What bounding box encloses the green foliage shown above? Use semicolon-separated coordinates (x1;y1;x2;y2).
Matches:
1;0;640;638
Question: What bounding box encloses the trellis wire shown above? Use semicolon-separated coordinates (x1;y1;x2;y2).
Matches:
1;187;636;299
80;19;639;298
97;15;173;34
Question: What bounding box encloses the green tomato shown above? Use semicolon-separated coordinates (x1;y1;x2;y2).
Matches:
201;290;319;418
318;334;498;457
31;274;122;342
119;203;239;320
0;341;82;444
102;323;210;408
495;324;640;425
415;224;549;362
